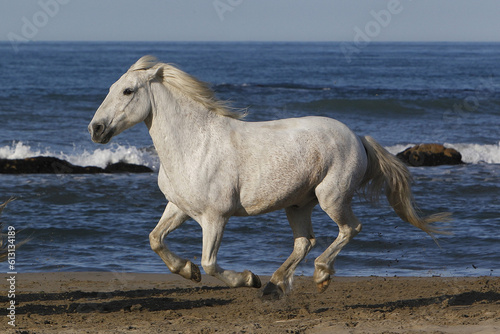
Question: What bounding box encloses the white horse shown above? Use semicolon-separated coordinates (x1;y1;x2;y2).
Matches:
89;56;449;297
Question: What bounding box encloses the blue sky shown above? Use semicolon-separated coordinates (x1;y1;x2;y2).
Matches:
1;0;500;42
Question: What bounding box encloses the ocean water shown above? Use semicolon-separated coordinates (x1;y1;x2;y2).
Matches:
0;42;499;278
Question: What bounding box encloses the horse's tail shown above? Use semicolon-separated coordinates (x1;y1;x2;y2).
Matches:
359;136;451;238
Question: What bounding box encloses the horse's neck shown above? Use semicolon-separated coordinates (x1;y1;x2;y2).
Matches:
146;82;227;168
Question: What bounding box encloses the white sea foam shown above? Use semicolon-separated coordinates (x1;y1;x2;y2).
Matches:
445;142;500;164
0;142;160;170
385;142;500;164
61;146;159;169
0;141;46;159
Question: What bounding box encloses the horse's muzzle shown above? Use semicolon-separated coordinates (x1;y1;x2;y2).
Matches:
89;122;113;144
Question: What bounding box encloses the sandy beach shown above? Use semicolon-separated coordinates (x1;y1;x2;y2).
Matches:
1;272;498;333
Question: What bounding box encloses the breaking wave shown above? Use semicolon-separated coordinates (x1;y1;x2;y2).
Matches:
0;142;160;170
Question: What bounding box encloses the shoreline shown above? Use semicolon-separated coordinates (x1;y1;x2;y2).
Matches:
1;272;499;333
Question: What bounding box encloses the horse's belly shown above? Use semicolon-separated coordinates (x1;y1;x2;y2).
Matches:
236;181;317;216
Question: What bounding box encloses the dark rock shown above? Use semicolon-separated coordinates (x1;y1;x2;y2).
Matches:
0;157;98;174
396;144;464;167
104;162;153;173
0;156;153;174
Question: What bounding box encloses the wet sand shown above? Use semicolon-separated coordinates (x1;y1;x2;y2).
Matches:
1;272;499;333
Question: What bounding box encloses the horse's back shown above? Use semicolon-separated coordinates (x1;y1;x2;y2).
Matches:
239;116;365;168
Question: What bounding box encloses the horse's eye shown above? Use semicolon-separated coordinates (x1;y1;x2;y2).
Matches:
123;88;134;95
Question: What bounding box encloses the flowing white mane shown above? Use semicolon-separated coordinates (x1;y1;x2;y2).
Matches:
129;55;244;119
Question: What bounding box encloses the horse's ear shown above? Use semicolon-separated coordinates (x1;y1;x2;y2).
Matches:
148;66;164;81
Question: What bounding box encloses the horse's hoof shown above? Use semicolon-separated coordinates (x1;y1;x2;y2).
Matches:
250;272;262;288
261;282;284;300
316;278;331;293
190;262;202;283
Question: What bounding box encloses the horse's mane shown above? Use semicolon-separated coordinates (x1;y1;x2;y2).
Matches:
129;55;244;120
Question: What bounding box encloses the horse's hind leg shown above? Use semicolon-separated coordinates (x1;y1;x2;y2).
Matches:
314;194;362;292
262;202;316;299
149;202;201;282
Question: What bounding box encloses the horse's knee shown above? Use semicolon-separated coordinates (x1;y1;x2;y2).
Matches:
149;231;163;252
341;221;362;241
347;224;362;240
351;222;362;239
295;237;314;254
354;222;362;234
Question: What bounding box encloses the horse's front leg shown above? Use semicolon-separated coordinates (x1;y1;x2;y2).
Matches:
199;215;261;288
149;202;201;282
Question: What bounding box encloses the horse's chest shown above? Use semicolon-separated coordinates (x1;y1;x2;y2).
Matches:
157;164;238;216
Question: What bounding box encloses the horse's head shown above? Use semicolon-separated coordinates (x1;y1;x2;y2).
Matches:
89;56;162;144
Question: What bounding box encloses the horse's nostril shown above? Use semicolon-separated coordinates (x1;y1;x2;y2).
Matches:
91;123;106;136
